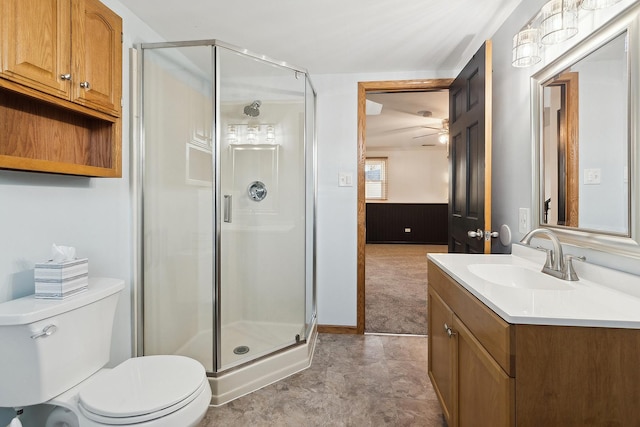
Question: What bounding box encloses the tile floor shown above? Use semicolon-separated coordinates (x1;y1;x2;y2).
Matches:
200;333;446;426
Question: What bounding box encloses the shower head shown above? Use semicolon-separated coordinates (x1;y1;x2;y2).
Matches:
243;100;261;117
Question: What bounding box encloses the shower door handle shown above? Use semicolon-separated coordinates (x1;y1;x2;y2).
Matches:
224;195;232;223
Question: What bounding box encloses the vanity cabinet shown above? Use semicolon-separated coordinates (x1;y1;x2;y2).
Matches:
428;261;515;427
0;0;122;177
428;259;640;426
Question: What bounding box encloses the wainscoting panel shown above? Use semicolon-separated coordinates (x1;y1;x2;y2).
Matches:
366;203;448;244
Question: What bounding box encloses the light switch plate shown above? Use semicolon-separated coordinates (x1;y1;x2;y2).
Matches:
584;168;602;185
338;172;353;187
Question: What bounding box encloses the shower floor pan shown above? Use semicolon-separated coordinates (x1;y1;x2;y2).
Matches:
177;320;317;405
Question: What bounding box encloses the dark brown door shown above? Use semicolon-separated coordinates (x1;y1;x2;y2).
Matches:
448;41;493;254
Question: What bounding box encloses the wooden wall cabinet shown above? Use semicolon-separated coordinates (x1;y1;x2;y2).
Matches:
428;260;640;426
0;0;122;177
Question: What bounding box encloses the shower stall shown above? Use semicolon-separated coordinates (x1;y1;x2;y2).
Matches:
134;40;317;405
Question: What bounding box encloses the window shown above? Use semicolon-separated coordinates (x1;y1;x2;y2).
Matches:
365;157;388;200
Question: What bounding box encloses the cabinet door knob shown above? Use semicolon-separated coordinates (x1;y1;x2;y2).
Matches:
80;81;91;89
60;74;72;81
444;323;457;338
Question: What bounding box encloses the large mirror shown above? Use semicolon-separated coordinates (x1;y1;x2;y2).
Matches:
532;5;640;256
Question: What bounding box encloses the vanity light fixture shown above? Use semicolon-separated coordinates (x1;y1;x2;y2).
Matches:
581;0;623;9
438;133;449;144
265;125;276;144
246;125;258;143
227;123;278;145
540;0;579;45
227;125;237;143
513;27;542;67
511;0;623;68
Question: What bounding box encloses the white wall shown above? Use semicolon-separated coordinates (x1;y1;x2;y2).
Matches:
313;70;451;326
365;148;448;204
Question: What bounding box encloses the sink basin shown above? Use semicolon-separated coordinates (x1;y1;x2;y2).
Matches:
467;264;573;291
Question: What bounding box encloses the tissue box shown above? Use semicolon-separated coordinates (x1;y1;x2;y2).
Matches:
34;258;89;299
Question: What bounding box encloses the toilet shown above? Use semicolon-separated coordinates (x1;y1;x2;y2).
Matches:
0;277;211;427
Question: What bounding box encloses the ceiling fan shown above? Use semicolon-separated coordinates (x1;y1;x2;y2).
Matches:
413;118;450;146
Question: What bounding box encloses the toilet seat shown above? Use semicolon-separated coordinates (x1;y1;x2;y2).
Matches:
77;355;207;425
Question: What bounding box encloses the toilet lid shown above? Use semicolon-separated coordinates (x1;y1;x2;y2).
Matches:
78;355;206;422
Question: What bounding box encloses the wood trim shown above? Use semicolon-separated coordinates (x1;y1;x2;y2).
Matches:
484;40;493;253
550;72;579;227
356;78;454;334
317;325;359;334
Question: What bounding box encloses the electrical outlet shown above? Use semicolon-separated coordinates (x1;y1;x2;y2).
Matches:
519;208;530;234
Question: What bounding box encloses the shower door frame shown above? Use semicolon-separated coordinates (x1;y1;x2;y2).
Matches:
133;40;318;375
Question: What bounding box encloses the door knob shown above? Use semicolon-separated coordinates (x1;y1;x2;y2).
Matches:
60;73;72;81
467;229;484;239
80;81;91;89
468;229;500;241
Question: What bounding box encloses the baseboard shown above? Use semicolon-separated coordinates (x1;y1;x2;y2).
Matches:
317;325;360;334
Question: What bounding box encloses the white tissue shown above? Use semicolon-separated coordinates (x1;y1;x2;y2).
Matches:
7;417;23;427
50;243;76;263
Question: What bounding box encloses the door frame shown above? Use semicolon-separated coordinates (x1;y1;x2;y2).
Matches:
356;79;454;334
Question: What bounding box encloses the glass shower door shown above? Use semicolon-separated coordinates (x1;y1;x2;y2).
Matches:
217;47;307;370
141;45;215;372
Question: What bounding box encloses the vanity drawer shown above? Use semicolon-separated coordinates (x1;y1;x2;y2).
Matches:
428;260;515;376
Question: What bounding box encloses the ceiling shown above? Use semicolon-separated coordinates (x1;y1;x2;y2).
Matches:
123;0;522;74
366;91;450;150
123;0;522;150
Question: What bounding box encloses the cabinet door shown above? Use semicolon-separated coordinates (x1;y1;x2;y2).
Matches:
428;288;456;425
0;0;71;98
71;0;122;116
454;315;514;427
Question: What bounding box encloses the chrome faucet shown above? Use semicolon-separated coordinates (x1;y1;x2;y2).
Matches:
520;228;584;281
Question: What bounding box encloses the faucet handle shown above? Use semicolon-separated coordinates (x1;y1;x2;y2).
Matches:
535;246;554;269
563;254;586;281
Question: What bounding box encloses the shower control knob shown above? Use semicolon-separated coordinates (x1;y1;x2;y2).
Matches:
248;181;267;202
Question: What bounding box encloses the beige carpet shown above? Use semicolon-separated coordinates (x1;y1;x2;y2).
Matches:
365;244;448;335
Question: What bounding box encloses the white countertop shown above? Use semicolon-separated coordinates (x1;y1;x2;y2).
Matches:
428;245;640;329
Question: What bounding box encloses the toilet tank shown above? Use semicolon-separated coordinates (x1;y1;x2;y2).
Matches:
0;277;124;407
